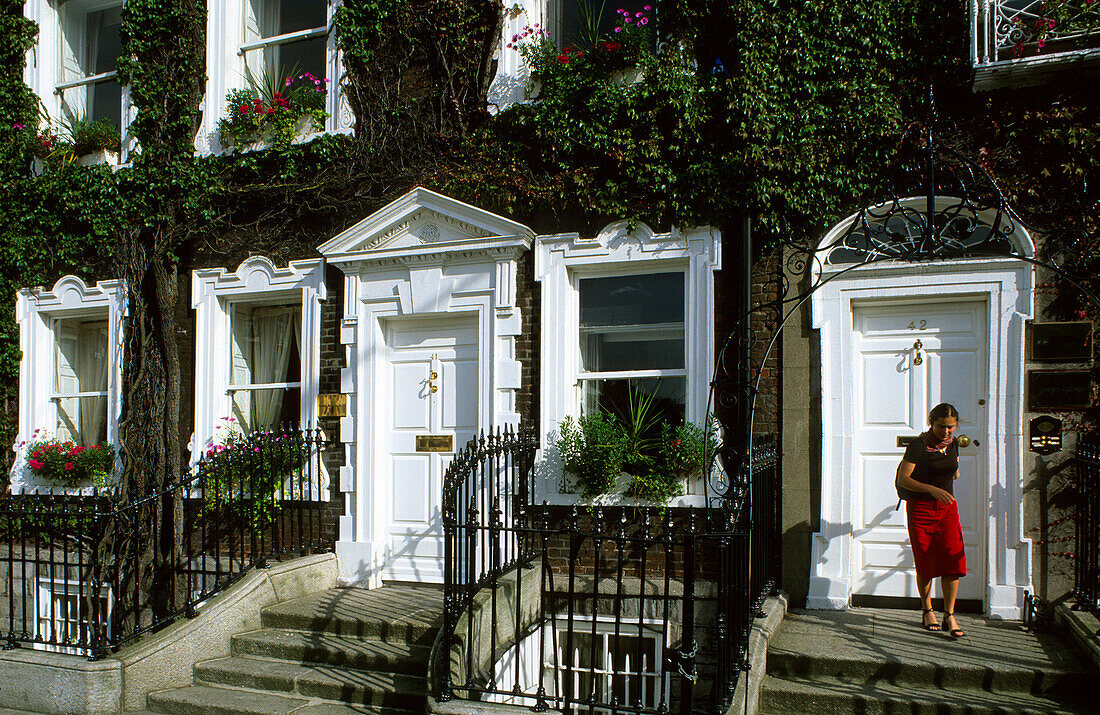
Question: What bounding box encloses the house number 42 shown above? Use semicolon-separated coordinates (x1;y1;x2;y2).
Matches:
908;320;927;330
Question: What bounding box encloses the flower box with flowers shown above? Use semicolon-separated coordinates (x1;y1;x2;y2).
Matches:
217;72;330;152
199;417;310;528
507;5;656;89
20;429;115;490
554;392;717;506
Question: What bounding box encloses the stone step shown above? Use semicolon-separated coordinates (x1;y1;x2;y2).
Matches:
766;646;1089;696
232;628;431;674
193;656;427;710
146;684;419;715
262;586;443;646
759;674;1087;715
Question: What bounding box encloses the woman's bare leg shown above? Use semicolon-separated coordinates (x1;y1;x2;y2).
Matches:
917;573;938;628
942;576;963;635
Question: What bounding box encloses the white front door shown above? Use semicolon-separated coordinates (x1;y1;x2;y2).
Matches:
383;317;479;582
851;299;987;601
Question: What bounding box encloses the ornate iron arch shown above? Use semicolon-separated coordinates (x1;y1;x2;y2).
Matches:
704;134;1100;509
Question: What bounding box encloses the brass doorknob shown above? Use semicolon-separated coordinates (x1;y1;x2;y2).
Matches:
957;435;970;448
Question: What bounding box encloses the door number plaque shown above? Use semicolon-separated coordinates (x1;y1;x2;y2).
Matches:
416;435;454;452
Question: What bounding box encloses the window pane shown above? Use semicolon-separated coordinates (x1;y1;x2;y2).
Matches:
278;0;326;35
581;377;685;425
580;273;684;372
230;305;302;432
54;318;108;446
558;0;652;45
86;6;123;75
244;34;328;88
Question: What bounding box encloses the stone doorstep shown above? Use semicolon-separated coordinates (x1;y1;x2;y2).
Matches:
145;683;418;714
231;628;432;673
1053;602;1100;674
759;675;1083;715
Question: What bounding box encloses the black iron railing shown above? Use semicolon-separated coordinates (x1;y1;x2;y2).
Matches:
440;426;780;715
1;426;331;658
1074;435;1100;614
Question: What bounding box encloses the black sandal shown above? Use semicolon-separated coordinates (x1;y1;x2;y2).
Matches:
943;612;964;638
920;608;941;631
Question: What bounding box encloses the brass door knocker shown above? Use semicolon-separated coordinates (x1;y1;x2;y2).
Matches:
912;339;923;366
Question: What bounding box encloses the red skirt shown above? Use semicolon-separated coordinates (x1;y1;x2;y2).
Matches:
906;499;967;579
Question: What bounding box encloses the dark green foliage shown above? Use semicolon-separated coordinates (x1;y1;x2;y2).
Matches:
0;0;1095;490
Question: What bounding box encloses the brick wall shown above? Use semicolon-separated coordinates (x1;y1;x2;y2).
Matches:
515;249;540;429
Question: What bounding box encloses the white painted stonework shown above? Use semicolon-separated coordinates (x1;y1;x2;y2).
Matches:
534;222;722;506
806;202;1035;619
190;256;327;474
11;275;126;493
319;187;534;586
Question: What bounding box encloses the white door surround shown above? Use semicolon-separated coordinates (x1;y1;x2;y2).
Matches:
319;187;534;587
807;256;1034;618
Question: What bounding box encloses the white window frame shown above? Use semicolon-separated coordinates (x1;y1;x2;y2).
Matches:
201;0;353;154
12;276;126;494
50;314;111;446
35;578;113;655
535;222;721;506
23;0;134;164
190;256;326;478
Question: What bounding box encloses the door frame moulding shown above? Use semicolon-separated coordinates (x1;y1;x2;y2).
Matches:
806;256;1034;619
319;187;534;587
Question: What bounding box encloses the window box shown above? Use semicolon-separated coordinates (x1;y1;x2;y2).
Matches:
77;149;119;166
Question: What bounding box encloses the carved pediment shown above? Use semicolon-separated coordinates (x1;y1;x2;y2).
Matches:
318;186;533;256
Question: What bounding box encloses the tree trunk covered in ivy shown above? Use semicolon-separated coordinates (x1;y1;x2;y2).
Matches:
97;0;206;635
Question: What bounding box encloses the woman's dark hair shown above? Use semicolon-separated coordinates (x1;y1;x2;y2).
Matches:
929;403;959;423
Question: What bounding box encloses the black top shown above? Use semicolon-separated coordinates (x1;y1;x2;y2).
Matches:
902;437;959;502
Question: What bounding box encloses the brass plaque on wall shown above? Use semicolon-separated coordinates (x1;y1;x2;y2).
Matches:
317;394;347;418
416;435;454;452
896;435;920;448
1030;321;1093;362
1028;370;1093;410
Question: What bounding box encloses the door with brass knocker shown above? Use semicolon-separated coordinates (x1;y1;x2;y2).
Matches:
850;299;988;602
383;317;479;582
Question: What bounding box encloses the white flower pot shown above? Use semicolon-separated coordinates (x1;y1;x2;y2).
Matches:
77;149;118;166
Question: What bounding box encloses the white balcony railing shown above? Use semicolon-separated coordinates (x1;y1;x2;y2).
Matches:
973;0;1100;84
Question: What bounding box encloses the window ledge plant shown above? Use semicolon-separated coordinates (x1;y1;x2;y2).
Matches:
507;4;656;92
19;429;116;490
217;72;330;152
555;387;717;506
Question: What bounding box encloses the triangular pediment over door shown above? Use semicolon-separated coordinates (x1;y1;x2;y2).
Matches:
317;186;534;258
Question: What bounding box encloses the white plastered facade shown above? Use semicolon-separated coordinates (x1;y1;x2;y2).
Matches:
190;256;327;476
806;203;1036;619
318;187;534;587
11;275;126;493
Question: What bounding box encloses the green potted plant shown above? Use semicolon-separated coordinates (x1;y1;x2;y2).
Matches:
63;116;122;165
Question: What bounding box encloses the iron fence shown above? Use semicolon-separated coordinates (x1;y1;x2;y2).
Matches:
1074;434;1100;614
1;426;331;658
440;426;780;715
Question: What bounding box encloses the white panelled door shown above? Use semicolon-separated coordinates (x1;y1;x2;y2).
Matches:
851;300;987;601
383;317;479;582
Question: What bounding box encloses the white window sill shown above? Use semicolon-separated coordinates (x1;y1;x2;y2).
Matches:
973;46;1100;91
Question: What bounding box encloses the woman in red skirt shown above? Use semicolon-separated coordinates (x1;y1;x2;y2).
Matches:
895;403;967;637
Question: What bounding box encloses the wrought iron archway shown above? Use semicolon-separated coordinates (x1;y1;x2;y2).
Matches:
703;130;1100;509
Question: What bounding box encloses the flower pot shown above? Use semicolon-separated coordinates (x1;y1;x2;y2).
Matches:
610;66;645;86
77;149;118;166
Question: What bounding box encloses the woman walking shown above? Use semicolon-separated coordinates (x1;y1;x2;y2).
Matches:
895;403;967;637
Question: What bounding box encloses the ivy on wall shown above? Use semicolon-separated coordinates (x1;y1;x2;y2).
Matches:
0;0;1095;490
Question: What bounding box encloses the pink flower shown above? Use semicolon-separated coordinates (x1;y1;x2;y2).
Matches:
638;17;649;25
644;4;651;9
12;123;24;130
65;462;75;471
29;459;43;470
614;26;622;32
